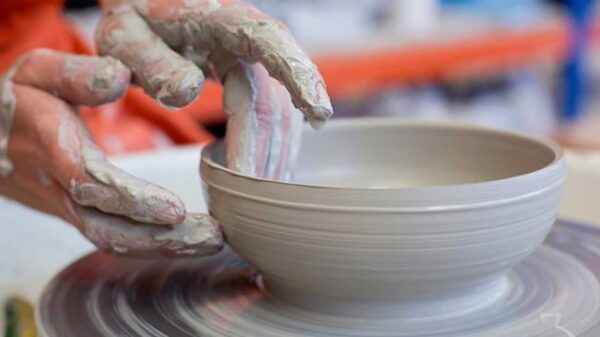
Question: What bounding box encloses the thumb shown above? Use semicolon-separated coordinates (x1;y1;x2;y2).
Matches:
76;206;223;258
51;112;187;225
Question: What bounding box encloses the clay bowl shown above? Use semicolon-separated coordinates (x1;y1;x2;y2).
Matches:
201;119;565;318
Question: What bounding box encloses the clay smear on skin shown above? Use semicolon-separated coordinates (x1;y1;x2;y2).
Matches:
57;118;82;165
76;150;221;255
134;0;332;122
0;57;28;177
207;3;333;124
63;55;130;102
136;0;220;64
52;52;219;254
56;114;182;224
96;5;203;108
79;146;180;223
223;63;259;175
59;54;182;225
263;82;283;178
56;116;220;254
37;168;53;186
154;213;222;254
79;207;222;256
98;1;332;179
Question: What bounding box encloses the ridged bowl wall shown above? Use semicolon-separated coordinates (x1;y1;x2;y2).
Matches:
201;119;566;317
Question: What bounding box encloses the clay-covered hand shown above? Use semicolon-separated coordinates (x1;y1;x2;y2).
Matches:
0;49;222;258
96;0;333;179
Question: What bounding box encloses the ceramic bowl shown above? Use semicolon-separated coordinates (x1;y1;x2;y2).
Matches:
200;119;565;317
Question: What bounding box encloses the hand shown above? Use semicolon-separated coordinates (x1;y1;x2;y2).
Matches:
96;0;334;179
0;49;222;258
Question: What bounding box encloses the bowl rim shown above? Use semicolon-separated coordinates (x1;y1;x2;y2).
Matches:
201;118;564;192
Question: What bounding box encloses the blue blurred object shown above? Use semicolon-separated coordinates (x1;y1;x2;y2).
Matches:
562;0;594;122
441;0;548;25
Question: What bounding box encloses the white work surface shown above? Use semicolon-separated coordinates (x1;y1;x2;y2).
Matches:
0;146;599;330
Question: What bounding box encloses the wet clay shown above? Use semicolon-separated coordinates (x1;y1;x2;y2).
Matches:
135;0;220;68
62;54;130;105
0;57;27;177
154;213;222;251
57;121;225;255
0;46;218;257
1;49;130;178
206;3;333;124
262;83;283;178
222;62;305;179
61;122;186;225
222;63;259;175
98;0;333;123
94;0;333;182
77;207;223;257
96;6;204;108
36;168;53;186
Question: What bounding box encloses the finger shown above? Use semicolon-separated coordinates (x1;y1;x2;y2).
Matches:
11;84;186;225
263;80;285;180
284;103;304;180
70;147;187;225
12;49;130;106
95;5;204;108
223;62;275;176
131;0;218;64
75;206;223;258
207;2;333;127
62;120;187;225
267;83;304;181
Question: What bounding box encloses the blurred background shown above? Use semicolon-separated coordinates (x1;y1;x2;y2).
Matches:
62;0;600;150
4;2;600;332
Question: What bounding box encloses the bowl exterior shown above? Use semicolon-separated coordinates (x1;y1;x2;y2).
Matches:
200;122;566;312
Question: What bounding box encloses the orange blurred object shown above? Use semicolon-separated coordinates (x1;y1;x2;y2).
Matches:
314;23;569;98
0;0;222;154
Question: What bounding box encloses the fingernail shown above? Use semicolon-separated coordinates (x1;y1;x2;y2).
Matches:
156;66;203;108
157;203;186;224
313;81;333;119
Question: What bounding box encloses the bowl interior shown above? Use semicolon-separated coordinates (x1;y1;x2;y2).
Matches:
210;121;558;188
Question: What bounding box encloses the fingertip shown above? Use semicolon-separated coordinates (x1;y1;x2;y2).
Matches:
307;111;329;131
94;5;205;109
154;213;225;257
315;81;334;119
82;56;132;104
155;200;186;225
133;185;187;225
74;206;223;258
299;79;333;128
155;66;204;108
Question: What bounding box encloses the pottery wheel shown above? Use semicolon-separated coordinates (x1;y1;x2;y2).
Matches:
37;220;600;337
